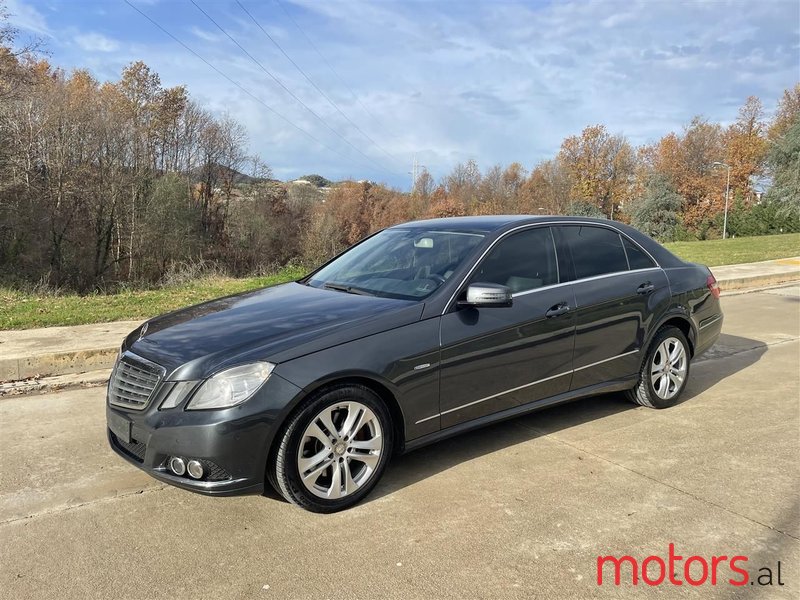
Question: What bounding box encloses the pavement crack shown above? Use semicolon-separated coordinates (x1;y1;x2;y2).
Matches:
516;422;800;542
0;485;167;526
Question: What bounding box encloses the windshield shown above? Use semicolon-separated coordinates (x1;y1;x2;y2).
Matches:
306;228;485;300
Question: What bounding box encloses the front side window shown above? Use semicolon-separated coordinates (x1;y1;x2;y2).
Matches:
561;225;629;279
470;227;559;293
307;228;485;300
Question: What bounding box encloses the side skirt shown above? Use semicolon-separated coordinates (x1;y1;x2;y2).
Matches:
401;377;637;454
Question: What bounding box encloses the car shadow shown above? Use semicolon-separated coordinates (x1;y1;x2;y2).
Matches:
368;333;768;503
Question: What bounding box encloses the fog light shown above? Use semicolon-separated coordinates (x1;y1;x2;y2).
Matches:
186;460;204;480
168;456;186;476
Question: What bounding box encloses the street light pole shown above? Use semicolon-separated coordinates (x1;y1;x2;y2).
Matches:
722;165;731;240
712;161;732;240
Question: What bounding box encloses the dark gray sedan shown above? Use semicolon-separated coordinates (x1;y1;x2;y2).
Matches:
107;216;723;512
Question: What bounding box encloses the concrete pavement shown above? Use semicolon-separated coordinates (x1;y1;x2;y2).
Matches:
0;286;797;599
1;256;798;385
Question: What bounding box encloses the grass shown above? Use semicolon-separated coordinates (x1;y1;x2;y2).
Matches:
0;266;306;331
2;233;799;331
664;233;800;266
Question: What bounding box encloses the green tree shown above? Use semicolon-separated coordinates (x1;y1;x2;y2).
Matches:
567;201;605;218
631;175;683;241
722;194;800;238
298;174;332;187
764;119;800;222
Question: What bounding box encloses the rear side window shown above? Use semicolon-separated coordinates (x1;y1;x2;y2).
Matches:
471;227;559;293
561;226;628;279
622;237;656;270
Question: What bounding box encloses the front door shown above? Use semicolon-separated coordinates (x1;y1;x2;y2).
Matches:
438;226;576;429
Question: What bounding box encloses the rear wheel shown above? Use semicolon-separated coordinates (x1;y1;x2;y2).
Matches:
626;326;690;409
271;384;393;513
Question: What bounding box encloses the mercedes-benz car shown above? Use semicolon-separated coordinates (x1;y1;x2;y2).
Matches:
107;216;723;512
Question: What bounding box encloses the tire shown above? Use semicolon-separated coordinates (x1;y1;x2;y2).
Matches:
625;326;691;409
270;384;393;513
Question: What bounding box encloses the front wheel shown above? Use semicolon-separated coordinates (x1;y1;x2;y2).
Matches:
626;326;691;409
270;384;393;513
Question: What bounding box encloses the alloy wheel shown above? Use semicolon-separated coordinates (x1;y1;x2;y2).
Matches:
297;401;384;499
650;336;688;400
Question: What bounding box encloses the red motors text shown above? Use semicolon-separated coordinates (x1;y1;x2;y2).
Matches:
597;543;785;587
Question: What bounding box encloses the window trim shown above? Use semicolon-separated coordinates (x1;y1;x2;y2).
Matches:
511;267;662;298
621;233;631;270
443;221;662;314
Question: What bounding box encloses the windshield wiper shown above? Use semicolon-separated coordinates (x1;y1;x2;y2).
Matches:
323;282;377;296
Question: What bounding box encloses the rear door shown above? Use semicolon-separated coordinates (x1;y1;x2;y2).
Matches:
556;224;669;389
438;226;576;428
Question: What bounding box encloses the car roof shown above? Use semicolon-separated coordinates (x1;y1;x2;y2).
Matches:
390;215;617;233
389;215;687;268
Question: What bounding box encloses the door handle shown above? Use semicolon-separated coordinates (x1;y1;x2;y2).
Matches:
545;303;570;318
637;282;655;295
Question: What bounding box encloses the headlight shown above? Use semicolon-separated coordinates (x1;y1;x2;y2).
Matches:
159;381;199;410
185;362;275;410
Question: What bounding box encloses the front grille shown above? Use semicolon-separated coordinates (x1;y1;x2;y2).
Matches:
108;352;165;411
111;433;147;463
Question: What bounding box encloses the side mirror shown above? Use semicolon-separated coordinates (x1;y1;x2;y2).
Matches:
459;283;513;308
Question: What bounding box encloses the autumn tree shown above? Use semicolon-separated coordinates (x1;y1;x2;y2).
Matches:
409;167;435;217
724;96;768;201
426;185;466;218
445;159;482;209
768;84;800;141
519;159;571;214
644;116;724;232
557;125;635;219
0;49;256;290
0;0;38;102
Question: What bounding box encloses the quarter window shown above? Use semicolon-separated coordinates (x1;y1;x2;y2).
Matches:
470;227;559;293
561;226;628;279
622;236;656;270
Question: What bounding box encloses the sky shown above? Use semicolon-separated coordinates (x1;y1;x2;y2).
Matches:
5;0;800;189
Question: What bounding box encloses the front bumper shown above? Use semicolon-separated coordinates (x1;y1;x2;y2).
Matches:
106;371;304;496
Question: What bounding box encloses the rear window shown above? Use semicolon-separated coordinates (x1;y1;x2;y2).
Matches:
561;226;628;279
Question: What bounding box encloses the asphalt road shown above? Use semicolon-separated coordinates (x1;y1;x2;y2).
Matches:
1;286;798;599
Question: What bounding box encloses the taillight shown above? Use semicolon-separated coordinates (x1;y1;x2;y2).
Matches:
707;274;720;298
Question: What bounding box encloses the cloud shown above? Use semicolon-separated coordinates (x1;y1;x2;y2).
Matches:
208;0;800;181
27;0;800;187
459;90;520;118
75;32;119;52
189;26;220;43
5;0;50;36
600;12;636;28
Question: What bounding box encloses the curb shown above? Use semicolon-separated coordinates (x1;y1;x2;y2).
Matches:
0;347;118;382
0;368;111;397
717;272;800;291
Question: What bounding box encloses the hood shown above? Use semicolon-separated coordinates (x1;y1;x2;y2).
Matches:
127;282;422;379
